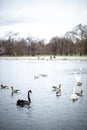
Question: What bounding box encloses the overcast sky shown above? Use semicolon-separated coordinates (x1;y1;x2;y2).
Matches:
0;0;87;41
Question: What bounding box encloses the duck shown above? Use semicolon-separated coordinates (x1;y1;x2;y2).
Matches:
16;90;32;107
70;87;78;101
11;86;20;93
1;84;9;89
75;90;84;96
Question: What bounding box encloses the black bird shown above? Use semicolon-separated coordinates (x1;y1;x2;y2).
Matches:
16;90;32;107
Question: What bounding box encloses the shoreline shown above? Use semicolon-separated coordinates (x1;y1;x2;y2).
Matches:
0;56;87;61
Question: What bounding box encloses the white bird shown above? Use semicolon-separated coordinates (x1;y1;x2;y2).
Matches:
70;87;78;101
74;72;82;86
75;73;81;82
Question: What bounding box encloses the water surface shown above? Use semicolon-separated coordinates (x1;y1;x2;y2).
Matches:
0;59;87;130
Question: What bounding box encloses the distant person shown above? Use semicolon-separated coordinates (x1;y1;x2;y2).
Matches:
50;56;52;60
53;55;56;59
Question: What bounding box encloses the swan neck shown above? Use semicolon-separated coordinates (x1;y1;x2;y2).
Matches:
28;92;31;102
11;87;13;91
73;87;76;94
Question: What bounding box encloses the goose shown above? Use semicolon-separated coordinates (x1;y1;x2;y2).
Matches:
11;86;20;93
56;91;61;96
75;90;84;96
52;86;58;91
56;84;61;92
39;74;47;77
16;90;32;107
1;84;9;89
70;87;78;101
52;84;61;92
76;82;82;86
34;75;39;79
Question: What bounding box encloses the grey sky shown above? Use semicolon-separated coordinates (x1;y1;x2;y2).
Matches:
0;0;87;41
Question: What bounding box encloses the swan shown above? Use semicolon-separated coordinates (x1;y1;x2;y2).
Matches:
75;90;84;96
11;86;20;93
16;90;32;107
74;72;82;81
70;87;78;101
1;84;9;89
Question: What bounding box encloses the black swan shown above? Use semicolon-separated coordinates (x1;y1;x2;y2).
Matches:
11;86;20;93
16;90;32;107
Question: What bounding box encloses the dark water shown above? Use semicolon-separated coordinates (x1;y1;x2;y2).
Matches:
0;59;87;130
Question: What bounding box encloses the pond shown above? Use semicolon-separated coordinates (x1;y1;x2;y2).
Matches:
0;59;87;130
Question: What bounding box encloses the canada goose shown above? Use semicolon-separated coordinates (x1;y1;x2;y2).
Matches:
1;84;9;89
56;91;61;96
34;75;39;79
52;84;61;92
75;90;84;96
76;82;82;86
39;74;47;77
11;86;20;93
57;84;61;92
70;87;78;101
16;90;32;107
52;86;58;91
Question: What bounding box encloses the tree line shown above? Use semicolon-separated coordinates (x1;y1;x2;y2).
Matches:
0;24;87;56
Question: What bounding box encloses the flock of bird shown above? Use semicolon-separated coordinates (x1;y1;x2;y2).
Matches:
51;69;84;102
70;71;84;101
0;84;32;107
34;74;48;79
0;70;84;108
52;84;61;96
0;73;48;107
